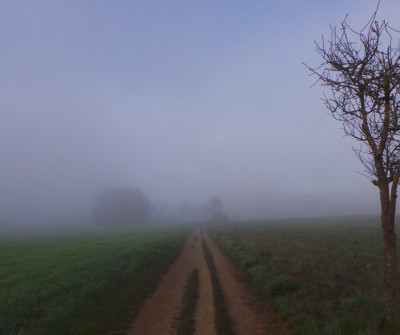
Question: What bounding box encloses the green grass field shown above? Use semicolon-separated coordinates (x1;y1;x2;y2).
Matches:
210;216;400;335
0;226;188;335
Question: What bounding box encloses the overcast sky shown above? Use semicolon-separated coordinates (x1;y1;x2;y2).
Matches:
1;0;400;222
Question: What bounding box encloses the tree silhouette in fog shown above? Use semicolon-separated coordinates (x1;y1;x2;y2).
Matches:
203;196;228;223
93;187;151;225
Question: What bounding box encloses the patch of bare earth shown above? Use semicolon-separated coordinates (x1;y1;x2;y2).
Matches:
203;233;289;335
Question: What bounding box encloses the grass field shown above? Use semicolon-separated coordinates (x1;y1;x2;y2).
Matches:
210;216;400;335
0;225;188;335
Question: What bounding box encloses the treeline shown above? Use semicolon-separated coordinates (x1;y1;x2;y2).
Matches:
93;187;228;226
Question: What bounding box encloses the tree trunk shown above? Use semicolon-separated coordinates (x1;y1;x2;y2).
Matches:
380;185;397;329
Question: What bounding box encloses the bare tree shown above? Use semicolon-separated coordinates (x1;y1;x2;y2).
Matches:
305;7;400;329
203;196;228;223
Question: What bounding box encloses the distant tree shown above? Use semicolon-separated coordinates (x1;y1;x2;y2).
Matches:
203;196;228;223
93;187;151;225
175;200;199;223
305;7;400;329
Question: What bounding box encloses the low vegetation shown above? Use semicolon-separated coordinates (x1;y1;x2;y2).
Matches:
210;217;400;335
175;269;199;335
0;226;187;335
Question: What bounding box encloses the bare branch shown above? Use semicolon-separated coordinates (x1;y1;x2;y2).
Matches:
305;14;400;186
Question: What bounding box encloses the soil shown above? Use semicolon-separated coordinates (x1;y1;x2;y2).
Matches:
125;229;289;335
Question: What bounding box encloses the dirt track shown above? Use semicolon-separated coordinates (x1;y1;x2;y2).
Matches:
126;229;288;335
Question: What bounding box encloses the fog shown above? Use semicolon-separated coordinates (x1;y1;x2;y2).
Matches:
1;1;398;227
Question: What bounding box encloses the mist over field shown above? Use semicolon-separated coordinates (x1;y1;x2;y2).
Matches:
1;0;398;228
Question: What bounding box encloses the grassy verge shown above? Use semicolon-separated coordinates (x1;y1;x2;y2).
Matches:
202;237;236;335
175;269;199;335
210;217;400;335
0;227;188;335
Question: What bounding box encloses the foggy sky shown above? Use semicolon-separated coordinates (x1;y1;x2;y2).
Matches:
1;1;399;224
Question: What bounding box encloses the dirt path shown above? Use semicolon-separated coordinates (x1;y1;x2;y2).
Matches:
126;231;216;335
125;229;288;335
